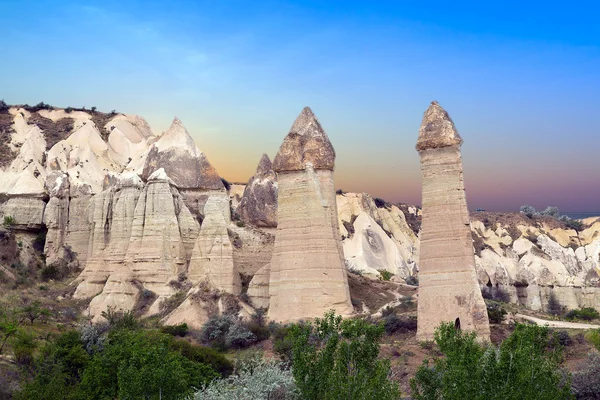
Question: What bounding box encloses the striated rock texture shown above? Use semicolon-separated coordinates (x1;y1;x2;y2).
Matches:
237;153;278;227
416;101;490;341
268;107;353;322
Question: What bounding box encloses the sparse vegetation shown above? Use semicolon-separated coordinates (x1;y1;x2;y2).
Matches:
378;269;393;281
520;205;585;231
572;352;600;399
486;303;507;324
3;216;15;227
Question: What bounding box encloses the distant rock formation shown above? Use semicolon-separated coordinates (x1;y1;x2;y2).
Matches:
268;107;353;322
237;153;278;227
415;101;490;341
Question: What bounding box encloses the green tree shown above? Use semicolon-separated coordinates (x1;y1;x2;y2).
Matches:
289;310;400;400
0;306;21;354
79;329;217;399
410;322;573;400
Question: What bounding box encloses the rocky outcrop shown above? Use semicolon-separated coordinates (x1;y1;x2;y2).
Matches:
237;154;278;227
189;195;240;294
337;192;419;280
416;101;490;341
268;107;353;322
141;118;223;190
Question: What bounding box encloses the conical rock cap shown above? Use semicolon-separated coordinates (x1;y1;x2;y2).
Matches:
416;101;463;151
273;107;336;172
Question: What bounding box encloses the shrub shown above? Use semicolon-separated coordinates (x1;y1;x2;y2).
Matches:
40;264;60;281
565;307;600;321
378;270;393;281
160;323;189;337
3;216;15;227
494;286;512;303
225;322;256;349
200;314;237;349
159;291;187;315
487;303;507;324
585;329;600;351
290;311;400;399
520;205;537;218
12;330;37;366
236;220;245;228
100;307;139;330
79;323;108;354
572;352;600;399
383;314;417;334
78;329;217;400
541;206;560;218
335;189;345;195
272;324;294;360
410;322;572;400
547;291;563;316
194;356;297;399
248;309;270;342
168;338;233;376
555;330;572;347
0;99;8;112
405;275;419;286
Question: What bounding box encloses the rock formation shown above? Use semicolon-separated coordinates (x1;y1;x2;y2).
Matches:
268;107;353;322
237;154;278;227
415;101;490;341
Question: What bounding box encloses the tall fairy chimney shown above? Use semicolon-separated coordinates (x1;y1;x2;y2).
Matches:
416;101;490;341
268;107;353;322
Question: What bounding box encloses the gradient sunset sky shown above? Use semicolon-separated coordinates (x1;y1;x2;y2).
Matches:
2;1;599;212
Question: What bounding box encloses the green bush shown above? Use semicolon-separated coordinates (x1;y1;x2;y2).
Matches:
272;324;294;360
160;323;189;337
410;322;572;400
3;216;15;227
169;338;233;376
12;330;37;367
378;270;393;281
79;329;217;399
487;303;507;324
565;307;600;321
289;311;400;400
585;329;600;351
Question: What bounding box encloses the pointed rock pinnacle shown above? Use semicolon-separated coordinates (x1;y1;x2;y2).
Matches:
256;153;273;175
416;101;463;151
273;107;336;172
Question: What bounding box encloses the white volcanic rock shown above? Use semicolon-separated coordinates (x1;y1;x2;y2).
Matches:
337;193;419;279
268;107;353;322
343;212;410;278
248;263;270;309
416;101;489;341
237;154;278;227
0;197;46;229
141;118;223;190
189;195;240;294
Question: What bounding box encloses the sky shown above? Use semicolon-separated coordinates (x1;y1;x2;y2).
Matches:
1;0;599;212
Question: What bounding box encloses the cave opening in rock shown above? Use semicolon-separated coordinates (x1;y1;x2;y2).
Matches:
455;317;461;331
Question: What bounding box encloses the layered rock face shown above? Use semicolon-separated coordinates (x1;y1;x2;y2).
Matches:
268;107;353;322
237;154;278;227
416;102;490;341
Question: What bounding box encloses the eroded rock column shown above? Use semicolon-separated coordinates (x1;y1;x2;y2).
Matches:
268;107;352;322
416;101;490;341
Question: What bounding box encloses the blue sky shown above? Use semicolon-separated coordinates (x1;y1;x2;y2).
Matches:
1;0;599;211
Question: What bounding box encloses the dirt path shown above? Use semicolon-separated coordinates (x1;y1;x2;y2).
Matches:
516;314;600;329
